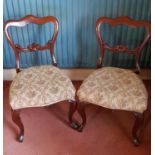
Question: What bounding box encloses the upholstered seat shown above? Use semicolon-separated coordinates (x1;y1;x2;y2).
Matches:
10;65;76;110
4;15;79;143
77;67;148;113
75;16;150;146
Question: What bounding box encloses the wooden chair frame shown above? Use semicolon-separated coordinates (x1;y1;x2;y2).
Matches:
4;15;78;142
75;16;151;146
96;16;151;72
4;15;59;72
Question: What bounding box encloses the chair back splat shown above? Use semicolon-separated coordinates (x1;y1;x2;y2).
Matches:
4;15;58;73
96;16;151;73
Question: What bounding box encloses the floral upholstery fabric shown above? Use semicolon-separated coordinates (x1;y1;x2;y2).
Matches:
10;65;76;110
77;67;148;113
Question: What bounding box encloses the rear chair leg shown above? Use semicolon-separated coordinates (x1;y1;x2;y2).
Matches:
77;101;86;132
11;109;24;142
132;112;144;146
68;100;80;130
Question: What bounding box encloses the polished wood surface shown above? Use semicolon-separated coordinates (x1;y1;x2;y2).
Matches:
11;109;24;142
132;112;144;146
4;15;59;142
4;15;58;72
96;16;151;72
4;81;150;154
77;16;151;146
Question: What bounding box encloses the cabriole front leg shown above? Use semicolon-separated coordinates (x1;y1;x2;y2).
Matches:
68;100;80;130
132;112;144;146
77;101;86;132
11;109;24;142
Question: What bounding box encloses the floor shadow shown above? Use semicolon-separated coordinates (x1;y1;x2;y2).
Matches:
4;117;18;140
110;111;133;141
84;104;102;125
44;102;69;127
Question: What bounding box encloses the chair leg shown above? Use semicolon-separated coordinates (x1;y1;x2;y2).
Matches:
77;101;86;132
68;100;80;130
11;109;24;142
132;112;144;146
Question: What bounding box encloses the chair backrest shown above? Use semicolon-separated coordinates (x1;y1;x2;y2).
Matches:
96;16;151;73
4;15;58;73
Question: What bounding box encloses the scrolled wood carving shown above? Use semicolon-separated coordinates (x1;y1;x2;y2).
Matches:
113;45;128;52
4;15;58;72
28;43;41;51
96;16;151;72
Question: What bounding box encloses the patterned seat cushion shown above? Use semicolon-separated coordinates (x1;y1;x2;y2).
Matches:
10;65;76;110
77;67;148;113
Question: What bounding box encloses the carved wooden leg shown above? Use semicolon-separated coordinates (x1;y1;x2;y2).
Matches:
132;112;144;146
77;101;86;132
68;100;80;130
11;109;24;142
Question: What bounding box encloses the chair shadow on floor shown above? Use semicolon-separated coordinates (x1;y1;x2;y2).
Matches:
44;102;102;129
44;102;69;127
110;111;132;141
4;117;18;140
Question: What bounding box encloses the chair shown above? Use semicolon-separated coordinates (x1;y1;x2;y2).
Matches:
4;15;78;142
76;16;151;145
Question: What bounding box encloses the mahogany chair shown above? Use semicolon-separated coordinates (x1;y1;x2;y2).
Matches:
4;15;78;142
76;16;151;146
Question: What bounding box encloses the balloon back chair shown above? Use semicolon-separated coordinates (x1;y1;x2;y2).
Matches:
76;16;151;146
4;15;78;142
